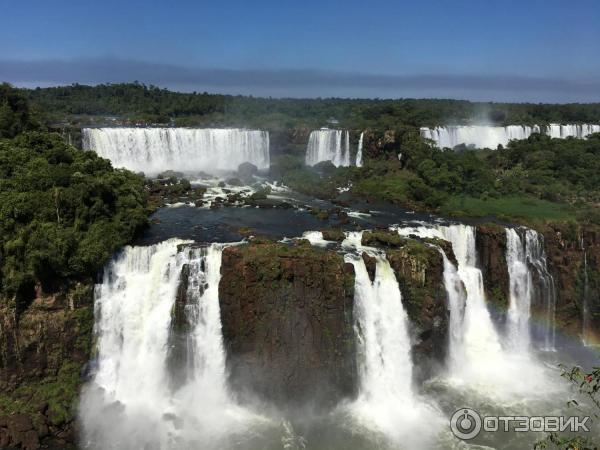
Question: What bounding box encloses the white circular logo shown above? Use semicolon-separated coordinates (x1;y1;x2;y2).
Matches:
450;408;482;440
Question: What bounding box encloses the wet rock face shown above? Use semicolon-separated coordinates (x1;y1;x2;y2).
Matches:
219;241;357;410
476;224;510;324
542;224;600;341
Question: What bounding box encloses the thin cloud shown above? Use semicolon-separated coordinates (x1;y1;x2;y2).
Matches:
1;57;599;102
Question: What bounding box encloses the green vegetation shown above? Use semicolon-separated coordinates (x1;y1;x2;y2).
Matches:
441;196;573;221
0;82;40;138
0;361;82;426
0;85;148;314
276;130;600;224
535;365;599;449
24;82;600;130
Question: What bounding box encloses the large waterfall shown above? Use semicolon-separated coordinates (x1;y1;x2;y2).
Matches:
305;129;350;167
355;132;364;167
82;128;270;175
420;123;600;149
79;239;256;449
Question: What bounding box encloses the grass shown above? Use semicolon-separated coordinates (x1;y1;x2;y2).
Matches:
441;195;574;222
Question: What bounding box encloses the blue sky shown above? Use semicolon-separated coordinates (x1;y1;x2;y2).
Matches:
1;0;599;102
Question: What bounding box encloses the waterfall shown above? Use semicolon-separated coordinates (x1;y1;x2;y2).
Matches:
347;255;414;406
420;123;600;149
355;132;364;167
582;238;592;346
80;239;254;449
506;228;533;352
305;129;351;167
342;233;443;445
395;224;507;382
524;229;557;351
82;127;270;175
439;250;467;372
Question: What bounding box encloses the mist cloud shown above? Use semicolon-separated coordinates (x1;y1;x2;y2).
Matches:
1;57;599;103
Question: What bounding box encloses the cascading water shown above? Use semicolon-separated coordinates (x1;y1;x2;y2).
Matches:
396;224;505;381
420;123;600;149
82;127;270;175
523;229;557;351
79;239;257;449
582;238;592;346
305;129;350;167
394;223;565;409
355;132;364;167
342;233;443;446
506;228;533;352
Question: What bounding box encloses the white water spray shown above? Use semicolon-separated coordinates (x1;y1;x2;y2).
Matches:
80;239;257;449
305;129;350;167
82;127;270;175
524;229;557;351
506;228;533;352
355;132;364;167
342;233;443;446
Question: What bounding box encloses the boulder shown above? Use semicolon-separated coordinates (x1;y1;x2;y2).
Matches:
237;162;258;183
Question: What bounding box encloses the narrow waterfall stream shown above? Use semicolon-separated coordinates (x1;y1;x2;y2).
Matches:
355;132;364;167
523;229;557;351
506;228;533;352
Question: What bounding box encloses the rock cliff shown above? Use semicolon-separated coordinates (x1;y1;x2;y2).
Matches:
219;239;357;410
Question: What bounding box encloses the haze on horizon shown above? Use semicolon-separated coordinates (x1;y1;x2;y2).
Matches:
1;0;599;103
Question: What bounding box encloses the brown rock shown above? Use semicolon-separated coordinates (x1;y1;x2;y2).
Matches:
8;413;33;433
22;429;40;450
219;242;357;411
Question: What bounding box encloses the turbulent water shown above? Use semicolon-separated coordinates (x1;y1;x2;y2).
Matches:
79;240;262;449
82;127;270;175
420;124;600;149
394;224;562;393
355;132;364;167
305;129;351;167
342;233;446;447
78;222;591;449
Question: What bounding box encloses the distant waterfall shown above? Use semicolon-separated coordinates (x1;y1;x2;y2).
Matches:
420;124;600;149
506;228;533;352
305;129;350;167
355;132;364;167
80;239;254;449
82;127;270;175
523;229;557;351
